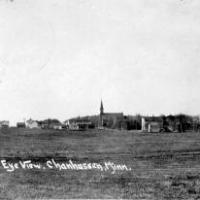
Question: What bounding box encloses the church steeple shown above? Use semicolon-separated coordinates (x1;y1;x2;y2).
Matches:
100;99;104;115
99;99;104;128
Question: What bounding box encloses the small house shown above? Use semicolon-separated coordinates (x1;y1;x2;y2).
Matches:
26;118;39;129
0;121;9;128
38;119;62;130
52;124;62;130
68;122;79;130
147;122;162;133
141;117;162;133
67;120;92;130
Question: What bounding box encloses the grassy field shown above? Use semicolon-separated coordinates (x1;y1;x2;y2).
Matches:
1;128;200;199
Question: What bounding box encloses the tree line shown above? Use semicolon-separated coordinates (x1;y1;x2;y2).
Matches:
68;114;200;132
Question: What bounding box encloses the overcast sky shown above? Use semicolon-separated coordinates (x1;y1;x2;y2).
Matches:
0;0;200;125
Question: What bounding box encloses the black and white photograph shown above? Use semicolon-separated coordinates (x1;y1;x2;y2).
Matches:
0;0;200;199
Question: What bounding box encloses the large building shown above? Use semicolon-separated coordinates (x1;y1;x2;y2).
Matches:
98;100;127;129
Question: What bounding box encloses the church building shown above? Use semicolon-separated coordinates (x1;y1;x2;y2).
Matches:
98;100;127;129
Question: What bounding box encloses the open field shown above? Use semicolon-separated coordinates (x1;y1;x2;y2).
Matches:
1;128;200;199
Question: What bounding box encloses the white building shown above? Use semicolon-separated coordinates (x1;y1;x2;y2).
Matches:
26;119;39;129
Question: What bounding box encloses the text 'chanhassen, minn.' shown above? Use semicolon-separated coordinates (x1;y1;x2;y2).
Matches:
0;159;132;174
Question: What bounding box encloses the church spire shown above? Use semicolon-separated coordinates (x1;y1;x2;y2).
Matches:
100;99;104;115
99;99;104;128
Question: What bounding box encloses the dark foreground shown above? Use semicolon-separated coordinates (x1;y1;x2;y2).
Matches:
1;128;200;199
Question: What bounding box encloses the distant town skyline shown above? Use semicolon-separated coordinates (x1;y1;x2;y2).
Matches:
0;0;200;125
